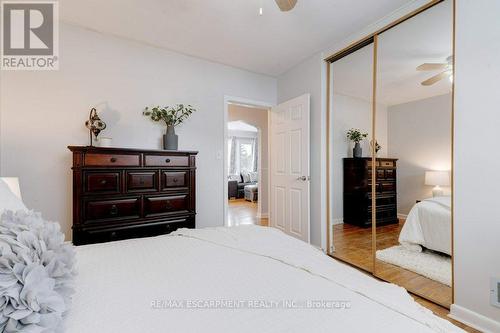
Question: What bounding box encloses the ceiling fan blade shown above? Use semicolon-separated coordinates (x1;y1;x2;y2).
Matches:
416;63;448;71
274;0;298;11
421;71;449;86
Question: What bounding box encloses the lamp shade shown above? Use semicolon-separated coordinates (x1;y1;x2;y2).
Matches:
425;171;450;186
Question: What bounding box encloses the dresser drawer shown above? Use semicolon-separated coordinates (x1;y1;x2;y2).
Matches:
162;171;188;189
73;217;194;245
379;160;395;168
378;181;396;192
85;153;140;167
85;198;140;222
126;171;157;192
384;169;396;179
85;172;120;193
144;155;189;167
144;194;189;217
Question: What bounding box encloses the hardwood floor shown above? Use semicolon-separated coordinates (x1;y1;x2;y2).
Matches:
332;221;452;307
228;199;268;226
413;297;480;333
332;222;478;332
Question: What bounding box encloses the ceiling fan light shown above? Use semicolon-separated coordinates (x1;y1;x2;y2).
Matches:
275;0;298;12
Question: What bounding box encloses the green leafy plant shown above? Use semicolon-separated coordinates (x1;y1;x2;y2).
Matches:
346;128;368;143
143;104;196;127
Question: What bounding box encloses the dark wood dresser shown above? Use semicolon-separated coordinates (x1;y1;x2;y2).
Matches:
68;146;197;245
343;158;398;227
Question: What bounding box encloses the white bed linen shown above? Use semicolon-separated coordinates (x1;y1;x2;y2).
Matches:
399;196;451;255
66;226;462;333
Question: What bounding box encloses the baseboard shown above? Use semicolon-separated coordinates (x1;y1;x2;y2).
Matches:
397;213;408;219
449;304;500;333
257;213;269;219
332;218;344;225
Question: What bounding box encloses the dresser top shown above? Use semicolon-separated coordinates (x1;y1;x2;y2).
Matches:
68;146;198;155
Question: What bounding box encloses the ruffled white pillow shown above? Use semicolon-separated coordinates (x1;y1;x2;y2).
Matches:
0;210;76;332
0;179;27;215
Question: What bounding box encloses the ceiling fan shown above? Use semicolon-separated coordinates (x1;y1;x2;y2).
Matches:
417;56;453;86
274;0;298;12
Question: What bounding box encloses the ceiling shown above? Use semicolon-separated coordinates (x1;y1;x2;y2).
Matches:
332;0;453;106
59;0;413;76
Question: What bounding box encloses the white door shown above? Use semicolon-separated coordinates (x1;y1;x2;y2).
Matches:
270;94;310;242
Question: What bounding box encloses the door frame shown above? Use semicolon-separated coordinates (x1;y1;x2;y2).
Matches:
223;96;274;227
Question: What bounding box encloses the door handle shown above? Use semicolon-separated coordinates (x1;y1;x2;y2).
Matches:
296;176;309;181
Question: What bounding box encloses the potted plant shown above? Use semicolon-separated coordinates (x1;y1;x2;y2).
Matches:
143;104;196;150
346;128;368;158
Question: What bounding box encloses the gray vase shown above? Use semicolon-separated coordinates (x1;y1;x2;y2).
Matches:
163;125;178;150
353;142;362;158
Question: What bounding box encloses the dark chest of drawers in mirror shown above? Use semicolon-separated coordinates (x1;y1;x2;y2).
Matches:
343;157;398;227
69;146;197;245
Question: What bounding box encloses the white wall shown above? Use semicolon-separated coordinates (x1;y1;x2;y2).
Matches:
451;0;500;330
228;105;269;216
331;93;388;222
278;53;325;247
0;23;276;240
387;93;452;215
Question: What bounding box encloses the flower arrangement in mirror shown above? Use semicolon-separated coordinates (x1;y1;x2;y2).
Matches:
346;128;368;158
143;104;196;150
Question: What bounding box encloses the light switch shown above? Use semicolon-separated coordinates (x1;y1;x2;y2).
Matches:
490;277;500;308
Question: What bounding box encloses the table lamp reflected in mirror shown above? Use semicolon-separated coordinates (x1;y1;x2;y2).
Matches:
425;170;450;197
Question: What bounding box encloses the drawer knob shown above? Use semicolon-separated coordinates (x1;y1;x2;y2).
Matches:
173;178;178;183
110;231;117;239
110;204;118;215
165;158;171;163
100;180;107;185
165;202;173;210
110;157;117;163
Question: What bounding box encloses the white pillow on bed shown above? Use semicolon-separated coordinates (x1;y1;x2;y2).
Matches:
0;178;27;214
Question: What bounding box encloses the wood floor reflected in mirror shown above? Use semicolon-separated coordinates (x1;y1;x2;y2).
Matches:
334;220;451;307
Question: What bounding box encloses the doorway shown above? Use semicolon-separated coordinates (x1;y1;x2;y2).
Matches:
223;97;272;227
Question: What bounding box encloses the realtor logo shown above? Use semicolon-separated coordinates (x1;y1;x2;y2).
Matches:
1;1;59;70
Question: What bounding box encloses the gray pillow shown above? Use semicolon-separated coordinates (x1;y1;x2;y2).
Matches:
0;210;76;332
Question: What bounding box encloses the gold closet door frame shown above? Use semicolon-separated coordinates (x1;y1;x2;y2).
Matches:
325;0;455;306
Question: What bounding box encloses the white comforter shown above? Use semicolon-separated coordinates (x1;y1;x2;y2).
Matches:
399;196;452;255
66;226;462;332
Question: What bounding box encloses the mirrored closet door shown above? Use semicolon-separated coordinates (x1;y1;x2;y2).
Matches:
330;43;375;272
328;0;454;307
373;0;453;307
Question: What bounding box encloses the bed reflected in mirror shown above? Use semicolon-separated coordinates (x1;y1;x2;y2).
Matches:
374;0;453;307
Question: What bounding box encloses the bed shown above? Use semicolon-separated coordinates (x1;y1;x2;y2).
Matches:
399;196;452;255
65;225;463;332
